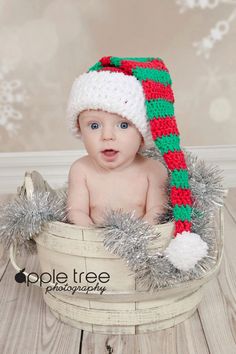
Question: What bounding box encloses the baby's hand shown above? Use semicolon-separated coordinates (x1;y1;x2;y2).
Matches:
68;209;95;227
142;206;165;225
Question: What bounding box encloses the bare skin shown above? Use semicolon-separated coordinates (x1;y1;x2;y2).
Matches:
67;109;168;227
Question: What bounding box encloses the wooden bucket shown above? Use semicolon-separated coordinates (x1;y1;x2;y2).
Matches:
10;210;224;335
9;172;224;334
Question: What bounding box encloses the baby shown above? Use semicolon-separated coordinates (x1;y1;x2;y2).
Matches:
67;108;168;227
65;56;208;272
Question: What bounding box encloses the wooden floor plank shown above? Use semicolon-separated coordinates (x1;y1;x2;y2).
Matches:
225;188;236;220
81;333;136;354
176;311;209;354
198;205;236;354
81;305;209;354
0;249;9;280
0;254;82;354
0;194;14;277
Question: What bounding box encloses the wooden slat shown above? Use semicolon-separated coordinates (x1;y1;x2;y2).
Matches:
36;232;119;258
43;288;203;326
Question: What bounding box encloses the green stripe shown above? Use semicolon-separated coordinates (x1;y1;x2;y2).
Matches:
88;62;103;71
170;170;190;188
145;99;174;119
132;67;172;85
110;57;122;67
173;205;192;221
155;134;181;154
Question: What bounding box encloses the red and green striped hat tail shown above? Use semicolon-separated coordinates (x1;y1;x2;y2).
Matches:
88;56;193;236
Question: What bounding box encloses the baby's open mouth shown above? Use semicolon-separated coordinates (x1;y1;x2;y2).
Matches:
101;149;119;157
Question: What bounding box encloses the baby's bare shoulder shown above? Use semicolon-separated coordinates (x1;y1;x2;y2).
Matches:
145;158;169;181
144;157;167;172
69;155;92;175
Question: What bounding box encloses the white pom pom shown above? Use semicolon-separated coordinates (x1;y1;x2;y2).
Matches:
164;231;208;271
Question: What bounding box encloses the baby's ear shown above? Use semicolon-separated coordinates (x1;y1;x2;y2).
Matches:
76;116;80;129
77;116;81;131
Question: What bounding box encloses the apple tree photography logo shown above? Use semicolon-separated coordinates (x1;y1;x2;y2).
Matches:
14;268;110;295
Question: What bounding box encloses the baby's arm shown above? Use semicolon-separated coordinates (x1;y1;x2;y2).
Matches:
67;160;94;227
142;161;169;225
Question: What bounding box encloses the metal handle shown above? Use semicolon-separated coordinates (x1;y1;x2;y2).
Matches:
9;241;55;288
9;172;57;288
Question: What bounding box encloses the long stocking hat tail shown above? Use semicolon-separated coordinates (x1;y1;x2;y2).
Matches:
89;56;192;237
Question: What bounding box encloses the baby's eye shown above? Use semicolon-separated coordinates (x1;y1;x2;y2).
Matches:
118;122;129;129
89;122;100;130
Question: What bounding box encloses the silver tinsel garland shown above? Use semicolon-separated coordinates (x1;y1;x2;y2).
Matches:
0;189;67;255
0;149;226;289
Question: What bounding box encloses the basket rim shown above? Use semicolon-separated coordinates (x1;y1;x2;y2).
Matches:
46;219;175;231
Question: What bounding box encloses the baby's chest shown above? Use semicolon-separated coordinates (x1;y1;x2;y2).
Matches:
87;174;148;208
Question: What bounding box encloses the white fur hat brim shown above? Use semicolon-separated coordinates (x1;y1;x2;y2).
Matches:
66;71;154;148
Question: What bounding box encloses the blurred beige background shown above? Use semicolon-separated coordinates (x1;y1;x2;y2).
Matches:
0;0;236;152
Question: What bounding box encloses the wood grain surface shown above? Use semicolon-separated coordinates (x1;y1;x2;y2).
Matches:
0;191;236;354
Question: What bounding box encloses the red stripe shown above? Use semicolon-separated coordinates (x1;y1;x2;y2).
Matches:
119;58;168;75
151;58;169;71
100;56;112;66
149;117;179;140
163;151;187;170
175;220;192;236
170;187;193;206
143;81;174;101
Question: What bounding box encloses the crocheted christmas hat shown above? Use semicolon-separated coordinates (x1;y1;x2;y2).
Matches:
67;56;208;271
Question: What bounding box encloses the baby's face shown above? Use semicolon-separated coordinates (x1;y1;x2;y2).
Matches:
78;110;144;170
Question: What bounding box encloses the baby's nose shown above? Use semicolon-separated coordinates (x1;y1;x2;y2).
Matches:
101;126;116;140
